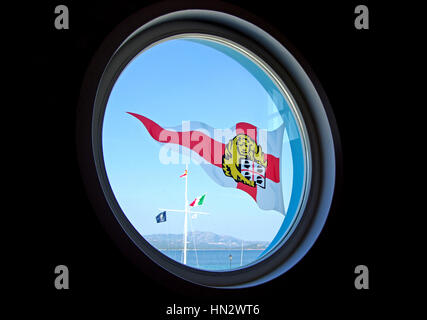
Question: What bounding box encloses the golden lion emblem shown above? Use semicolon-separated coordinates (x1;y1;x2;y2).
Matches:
222;134;267;187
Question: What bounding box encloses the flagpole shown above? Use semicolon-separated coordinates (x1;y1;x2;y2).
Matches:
183;163;188;265
156;166;208;267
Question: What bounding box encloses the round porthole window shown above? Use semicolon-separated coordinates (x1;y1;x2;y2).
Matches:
78;8;340;288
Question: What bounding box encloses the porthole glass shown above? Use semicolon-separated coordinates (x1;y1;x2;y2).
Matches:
102;35;309;271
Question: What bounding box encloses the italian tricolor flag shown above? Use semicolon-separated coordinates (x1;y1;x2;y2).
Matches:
189;194;206;207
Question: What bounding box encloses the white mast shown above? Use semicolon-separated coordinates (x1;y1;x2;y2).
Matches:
183;163;189;265
157;164;209;267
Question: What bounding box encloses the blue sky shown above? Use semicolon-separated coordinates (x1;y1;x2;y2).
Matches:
102;38;299;242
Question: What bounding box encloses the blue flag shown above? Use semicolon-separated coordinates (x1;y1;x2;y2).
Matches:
156;211;166;223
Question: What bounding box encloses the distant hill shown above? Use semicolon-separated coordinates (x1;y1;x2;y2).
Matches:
144;231;269;250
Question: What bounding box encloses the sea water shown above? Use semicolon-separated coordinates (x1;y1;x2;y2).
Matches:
161;249;264;271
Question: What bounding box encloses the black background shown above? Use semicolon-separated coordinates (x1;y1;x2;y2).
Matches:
13;0;402;316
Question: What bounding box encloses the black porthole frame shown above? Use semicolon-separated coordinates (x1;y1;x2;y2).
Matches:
77;7;341;289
